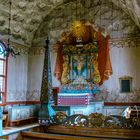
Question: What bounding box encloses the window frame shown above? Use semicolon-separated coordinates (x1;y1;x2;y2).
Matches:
0;41;8;106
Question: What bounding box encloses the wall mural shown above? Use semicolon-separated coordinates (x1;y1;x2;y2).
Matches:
32;0;140;47
7;90;26;102
6;0;140;103
26;89;40;101
30;0;140;104
96;88;140;102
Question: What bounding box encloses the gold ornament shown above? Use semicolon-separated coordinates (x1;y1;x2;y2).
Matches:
70;21;86;40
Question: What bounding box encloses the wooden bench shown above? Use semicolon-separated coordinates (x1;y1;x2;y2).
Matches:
20;131;121;140
46;125;140;140
20;125;140;140
9;117;38;127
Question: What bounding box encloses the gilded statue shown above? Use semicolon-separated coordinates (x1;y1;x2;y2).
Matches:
90;53;101;84
61;56;69;84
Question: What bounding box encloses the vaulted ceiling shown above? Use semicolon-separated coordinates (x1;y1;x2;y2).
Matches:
0;0;140;47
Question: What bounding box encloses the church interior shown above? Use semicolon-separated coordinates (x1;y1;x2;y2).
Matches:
0;0;140;139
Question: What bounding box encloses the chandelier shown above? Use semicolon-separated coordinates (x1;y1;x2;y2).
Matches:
1;0;20;57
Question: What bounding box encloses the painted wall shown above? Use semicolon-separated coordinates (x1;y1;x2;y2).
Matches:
5;0;140;103
5;39;140;103
6;46;44;102
27;48;44;101
7;53;28;102
26;47;60;101
24;42;140;103
96;46;140;102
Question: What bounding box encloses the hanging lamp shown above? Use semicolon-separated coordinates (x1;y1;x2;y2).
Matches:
4;0;20;57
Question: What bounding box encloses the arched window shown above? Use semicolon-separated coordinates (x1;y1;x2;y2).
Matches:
0;41;7;105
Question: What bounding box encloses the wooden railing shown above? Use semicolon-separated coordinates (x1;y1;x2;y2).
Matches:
9;117;38;127
46;125;140;140
19;125;140;140
20;131;122;140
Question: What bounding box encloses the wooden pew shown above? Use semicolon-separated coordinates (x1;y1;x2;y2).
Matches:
20;131;121;140
46;125;140;140
20;125;140;140
9;117;38;126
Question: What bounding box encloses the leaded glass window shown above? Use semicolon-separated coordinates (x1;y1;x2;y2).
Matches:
0;41;7;104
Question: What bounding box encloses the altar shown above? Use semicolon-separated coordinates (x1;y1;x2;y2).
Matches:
38;20;140;132
58;76;100;106
53;21;112;114
54;101;104;116
70;101;104;115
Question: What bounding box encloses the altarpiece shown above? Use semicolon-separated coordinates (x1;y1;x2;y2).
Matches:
54;21;112;106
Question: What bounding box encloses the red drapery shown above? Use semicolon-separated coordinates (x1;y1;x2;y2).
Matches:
53;43;63;82
97;32;112;85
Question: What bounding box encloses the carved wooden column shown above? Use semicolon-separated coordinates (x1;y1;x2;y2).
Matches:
38;38;54;126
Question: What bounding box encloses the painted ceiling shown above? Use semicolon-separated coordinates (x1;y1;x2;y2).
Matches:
0;0;140;47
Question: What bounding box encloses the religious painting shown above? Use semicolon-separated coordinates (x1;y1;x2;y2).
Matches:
71;55;88;80
119;76;132;93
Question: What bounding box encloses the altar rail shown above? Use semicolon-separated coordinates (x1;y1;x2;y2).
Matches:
20;125;140;140
20;131;114;140
8;105;39;126
46;125;140;139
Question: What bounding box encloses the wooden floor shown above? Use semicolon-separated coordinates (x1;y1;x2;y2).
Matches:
19;125;140;140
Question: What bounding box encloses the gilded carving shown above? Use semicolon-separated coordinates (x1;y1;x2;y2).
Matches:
90;53;101;84
52;112;140;128
61;56;69;84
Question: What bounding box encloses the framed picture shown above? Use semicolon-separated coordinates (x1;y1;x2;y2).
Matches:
119;76;132;93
